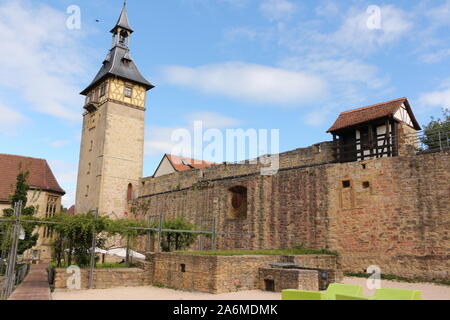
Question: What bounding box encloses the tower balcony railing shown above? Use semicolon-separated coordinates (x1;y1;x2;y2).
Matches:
84;100;100;113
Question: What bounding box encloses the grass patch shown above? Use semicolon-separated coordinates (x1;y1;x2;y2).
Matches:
345;272;450;287
174;248;338;256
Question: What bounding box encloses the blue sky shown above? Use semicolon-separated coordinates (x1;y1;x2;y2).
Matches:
1;0;450;207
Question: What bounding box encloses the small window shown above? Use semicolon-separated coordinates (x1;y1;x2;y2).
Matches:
124;86;133;98
87;163;91;175
180;264;186;273
89;140;93;152
100;83;107;97
265;279;275;292
363;181;370;189
85;185;90;197
362;164;367;170
342;180;351;188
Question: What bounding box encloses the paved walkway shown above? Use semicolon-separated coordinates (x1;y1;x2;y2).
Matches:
8;264;51;300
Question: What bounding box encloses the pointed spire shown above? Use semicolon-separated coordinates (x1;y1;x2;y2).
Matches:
110;0;133;34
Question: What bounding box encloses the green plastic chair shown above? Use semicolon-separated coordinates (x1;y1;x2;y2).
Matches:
282;284;363;301
336;294;372;300
371;288;422;300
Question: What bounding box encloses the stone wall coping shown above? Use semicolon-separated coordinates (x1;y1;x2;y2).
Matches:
54;267;144;273
156;253;336;258
259;267;319;273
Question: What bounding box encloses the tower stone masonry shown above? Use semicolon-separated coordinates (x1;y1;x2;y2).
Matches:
75;3;154;217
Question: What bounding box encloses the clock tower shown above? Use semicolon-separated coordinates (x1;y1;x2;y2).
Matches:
75;2;154;217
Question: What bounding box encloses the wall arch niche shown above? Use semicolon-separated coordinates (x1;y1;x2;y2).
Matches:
228;186;248;220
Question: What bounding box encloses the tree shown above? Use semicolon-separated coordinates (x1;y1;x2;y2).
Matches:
156;217;198;252
421;108;450;150
49;213;147;267
50;213;109;267
1;170;38;255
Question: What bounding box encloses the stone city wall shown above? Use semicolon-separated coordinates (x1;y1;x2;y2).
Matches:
136;149;449;281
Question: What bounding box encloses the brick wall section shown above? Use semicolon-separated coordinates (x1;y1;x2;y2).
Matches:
327;152;450;279
135;163;331;252
258;268;319;292
54;268;151;290
8;264;51;300
147;253;339;294
137;151;449;281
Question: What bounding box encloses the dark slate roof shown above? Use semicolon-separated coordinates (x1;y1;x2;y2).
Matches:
327;97;422;133
0;154;65;203
81;45;154;95
110;5;133;34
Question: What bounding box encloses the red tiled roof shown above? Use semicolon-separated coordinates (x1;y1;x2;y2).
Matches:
0;154;65;203
67;205;75;215
327;97;421;133
166;154;217;172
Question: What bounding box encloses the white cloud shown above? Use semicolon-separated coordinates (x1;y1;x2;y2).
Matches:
418;87;450;110
425;0;450;28
282;57;387;90
145;126;186;157
260;0;297;21
280;56;391;121
47;159;78;207
0;1;92;121
327;5;413;54
163;62;326;106
62;188;76;208
420;48;450;64
48;160;78;184
0;104;28;134
315;1;340;17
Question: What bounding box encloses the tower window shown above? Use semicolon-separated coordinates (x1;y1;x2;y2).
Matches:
87;163;91;175
363;181;370;189
89;140;93;152
228;186;248;219
124;85;133;98
85;185;90;197
342;180;351;188
100;83;107;97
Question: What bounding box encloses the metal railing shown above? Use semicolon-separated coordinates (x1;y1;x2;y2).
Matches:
0;206;223;292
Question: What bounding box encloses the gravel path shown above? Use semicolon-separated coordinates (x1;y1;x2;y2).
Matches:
52;277;450;300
